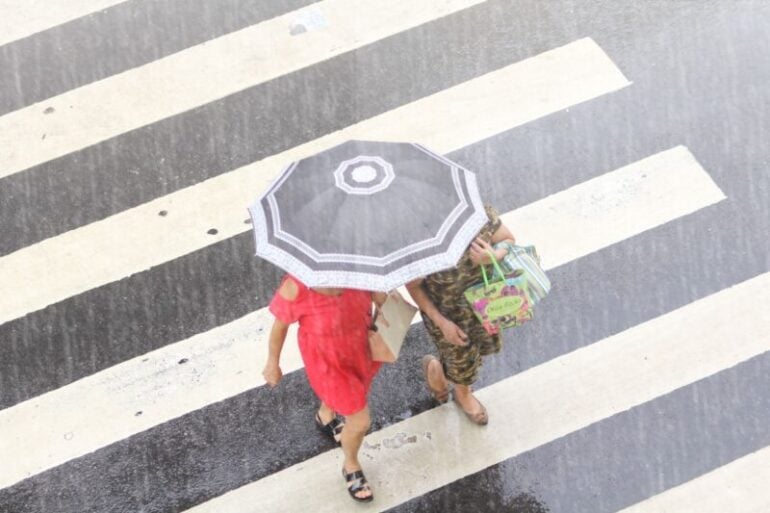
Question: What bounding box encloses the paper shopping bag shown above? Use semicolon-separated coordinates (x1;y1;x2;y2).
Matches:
368;289;417;362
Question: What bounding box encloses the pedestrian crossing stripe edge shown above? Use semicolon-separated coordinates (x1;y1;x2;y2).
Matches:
0;0;486;180
0;36;631;327
616;445;770;513
0;0;128;48
0;145;725;489
180;269;770;512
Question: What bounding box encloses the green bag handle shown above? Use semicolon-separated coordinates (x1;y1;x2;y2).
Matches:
480;249;508;288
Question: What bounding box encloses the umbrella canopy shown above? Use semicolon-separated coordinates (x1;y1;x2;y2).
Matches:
248;140;488;291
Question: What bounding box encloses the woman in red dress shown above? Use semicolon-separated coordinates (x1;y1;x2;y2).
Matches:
262;275;385;502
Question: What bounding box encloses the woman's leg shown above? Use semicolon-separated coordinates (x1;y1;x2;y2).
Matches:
317;401;335;424
424;355;449;401
433;333;488;424
452;327;502;423
341;406;373;500
315;401;345;443
453;384;485;416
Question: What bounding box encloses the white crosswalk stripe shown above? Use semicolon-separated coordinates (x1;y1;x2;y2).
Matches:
0;3;766;513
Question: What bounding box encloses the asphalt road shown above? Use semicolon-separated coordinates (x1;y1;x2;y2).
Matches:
0;1;768;512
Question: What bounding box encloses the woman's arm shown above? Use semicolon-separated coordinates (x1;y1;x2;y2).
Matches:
405;278;468;346
262;278;298;387
263;319;288;387
470;222;516;265
491;222;516;246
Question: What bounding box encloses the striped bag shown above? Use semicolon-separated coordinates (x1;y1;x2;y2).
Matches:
492;241;552;306
463;243;552;334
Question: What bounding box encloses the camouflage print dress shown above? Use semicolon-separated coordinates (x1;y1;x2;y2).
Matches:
419;205;503;386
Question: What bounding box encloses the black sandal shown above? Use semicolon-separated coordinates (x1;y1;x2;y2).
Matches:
314;411;344;444
342;468;373;502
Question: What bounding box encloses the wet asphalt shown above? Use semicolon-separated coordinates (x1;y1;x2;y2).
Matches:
0;1;769;512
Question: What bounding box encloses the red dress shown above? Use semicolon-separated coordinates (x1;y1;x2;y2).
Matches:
269;276;381;415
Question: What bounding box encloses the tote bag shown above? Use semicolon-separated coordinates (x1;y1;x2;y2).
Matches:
493;242;551;306
368;290;417;362
464;245;550;334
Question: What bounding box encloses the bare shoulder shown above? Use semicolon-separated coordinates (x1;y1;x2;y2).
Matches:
406;278;425;288
372;291;388;307
278;277;300;301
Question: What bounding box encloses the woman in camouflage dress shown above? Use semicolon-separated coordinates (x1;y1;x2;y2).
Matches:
406;205;515;425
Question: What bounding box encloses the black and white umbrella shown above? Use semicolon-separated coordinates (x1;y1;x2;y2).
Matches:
248;140;487;291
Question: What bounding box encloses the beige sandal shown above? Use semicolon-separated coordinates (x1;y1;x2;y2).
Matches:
422;355;449;404
453;393;488;425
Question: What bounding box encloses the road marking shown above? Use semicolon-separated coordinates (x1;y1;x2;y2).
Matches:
0;0;127;47
0;37;630;326
0;0;485;178
181;271;770;512
617;446;770;513
505;145;725;269
0;146;724;488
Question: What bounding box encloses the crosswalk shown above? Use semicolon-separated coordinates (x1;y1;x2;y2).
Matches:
0;0;485;180
617;446;770;513
185;271;770;512
0;36;629;325
0;145;724;488
0;1;768;512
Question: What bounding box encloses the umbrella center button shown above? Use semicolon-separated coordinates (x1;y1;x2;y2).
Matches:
334;156;395;195
351;165;377;183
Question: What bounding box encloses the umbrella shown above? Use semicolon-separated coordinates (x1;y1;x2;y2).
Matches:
248;140;488;291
